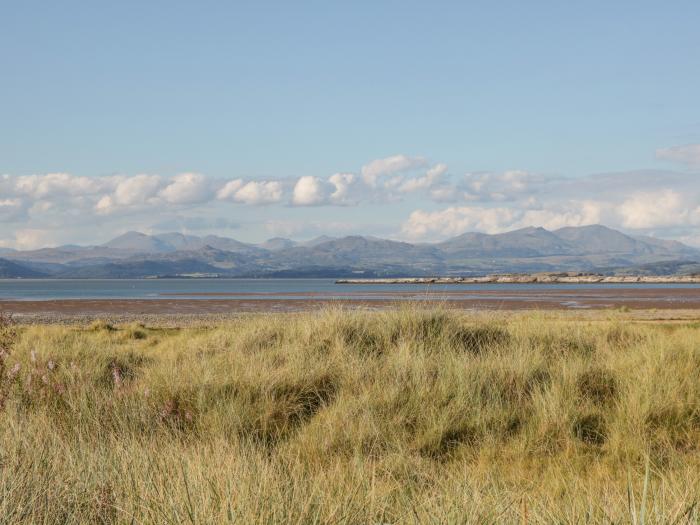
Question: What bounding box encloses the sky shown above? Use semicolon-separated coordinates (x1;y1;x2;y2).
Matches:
1;0;700;249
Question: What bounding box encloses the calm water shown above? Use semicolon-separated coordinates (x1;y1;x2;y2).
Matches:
0;279;698;301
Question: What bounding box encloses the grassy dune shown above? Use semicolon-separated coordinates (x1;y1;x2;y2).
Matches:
1;308;700;523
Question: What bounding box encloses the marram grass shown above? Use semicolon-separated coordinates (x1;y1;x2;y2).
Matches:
1;308;700;523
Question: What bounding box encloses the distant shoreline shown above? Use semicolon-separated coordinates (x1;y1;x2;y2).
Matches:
336;274;700;284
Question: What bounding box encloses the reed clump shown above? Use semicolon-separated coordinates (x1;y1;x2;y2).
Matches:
1;307;700;523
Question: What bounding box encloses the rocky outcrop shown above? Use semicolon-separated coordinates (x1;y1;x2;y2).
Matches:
336;273;700;284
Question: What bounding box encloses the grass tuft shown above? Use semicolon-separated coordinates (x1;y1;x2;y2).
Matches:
576;367;619;405
453;324;510;354
573;412;607;445
87;319;116;332
98;352;149;389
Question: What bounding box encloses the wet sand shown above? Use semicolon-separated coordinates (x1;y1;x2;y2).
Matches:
2;287;700;324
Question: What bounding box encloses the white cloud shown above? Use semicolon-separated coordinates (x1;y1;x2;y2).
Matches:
656;143;700;166
14;172;105;199
618;190;688;229
114;175;162;205
398;163;447;193
292;176;334;206
6;229;53;250
216;179;244;200
518;203;603;231
3;148;700;249
360;154;427;186
328;173;356;204
402;207;518;239
290;173;364;206
217;178;284;205
0;157;467;227
159;172;214;204
401;201;605;240
95;174;162;214
230;180;283;205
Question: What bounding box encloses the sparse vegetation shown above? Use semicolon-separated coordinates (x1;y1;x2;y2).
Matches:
1;307;700;523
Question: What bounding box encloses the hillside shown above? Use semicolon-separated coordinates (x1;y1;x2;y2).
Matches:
0;258;47;278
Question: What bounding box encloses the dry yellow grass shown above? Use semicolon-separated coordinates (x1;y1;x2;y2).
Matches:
1;307;700;523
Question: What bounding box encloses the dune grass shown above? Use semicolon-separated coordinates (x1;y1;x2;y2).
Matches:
1;307;700;523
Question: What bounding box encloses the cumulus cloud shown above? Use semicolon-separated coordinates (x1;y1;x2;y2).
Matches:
113;175;162;205
401;201;606;240
399;174;700;243
402;207;518;238
292;176;334;206
619;190;690;229
291;173;361;206
328;173;357;204
398;207;513;239
1;165;696;219
398;163;447;193
360;154;427;186
95;174;162;214
218;179;283;205
234;181;283;205
3;148;700;249
14;172;105;199
656;143;700;166
518;203;604;231
159;172;214;204
0;155;459;225
215;179;243;200
399;167;700;242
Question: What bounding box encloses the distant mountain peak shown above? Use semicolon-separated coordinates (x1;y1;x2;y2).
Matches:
105;231;147;242
517;226;547;233
554;224;614;234
102;231;174;252
300;235;338;247
260;237;297;251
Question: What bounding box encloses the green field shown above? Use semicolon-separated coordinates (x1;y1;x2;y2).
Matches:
1;308;700;523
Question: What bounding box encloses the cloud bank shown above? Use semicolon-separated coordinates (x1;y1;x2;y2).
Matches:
1;149;699;248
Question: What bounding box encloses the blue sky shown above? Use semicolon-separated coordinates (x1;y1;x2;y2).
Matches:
2;1;700;248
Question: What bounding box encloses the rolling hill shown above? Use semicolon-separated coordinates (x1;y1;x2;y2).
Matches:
0;258;48;278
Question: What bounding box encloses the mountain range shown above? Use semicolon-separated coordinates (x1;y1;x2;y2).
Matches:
0;225;698;278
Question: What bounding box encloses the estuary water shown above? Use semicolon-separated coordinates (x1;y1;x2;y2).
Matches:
0;278;699;301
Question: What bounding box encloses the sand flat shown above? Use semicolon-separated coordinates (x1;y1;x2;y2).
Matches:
1;286;700;324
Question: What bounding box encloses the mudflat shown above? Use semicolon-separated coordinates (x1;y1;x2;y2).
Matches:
2;286;700;323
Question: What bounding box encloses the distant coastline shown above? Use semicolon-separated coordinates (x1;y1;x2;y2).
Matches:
337;274;700;284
